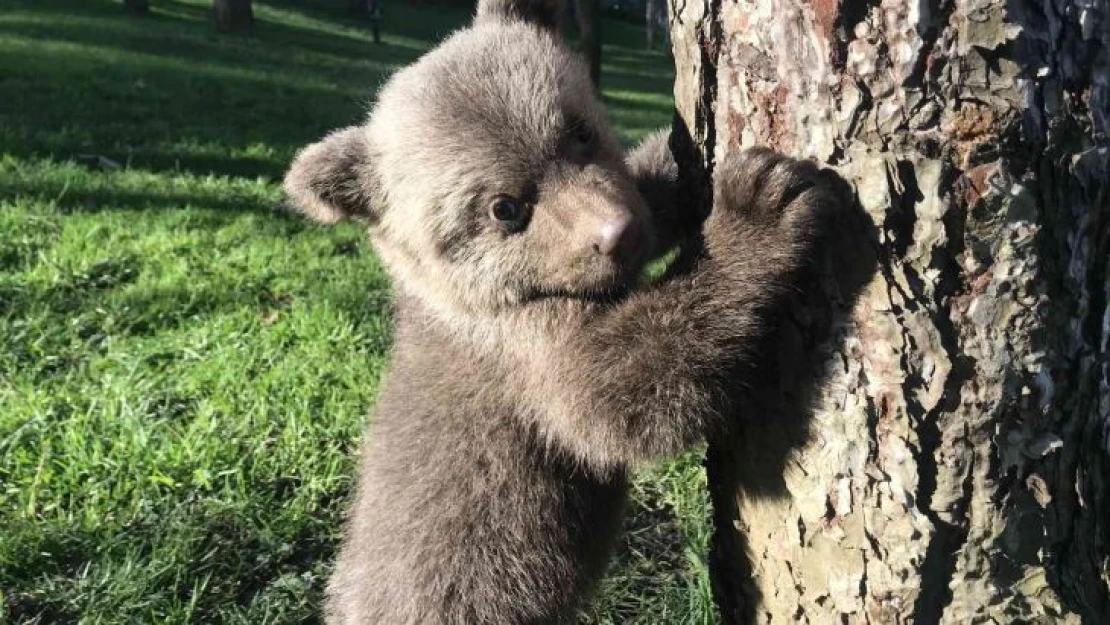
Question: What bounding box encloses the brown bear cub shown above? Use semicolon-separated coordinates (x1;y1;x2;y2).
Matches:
283;0;838;622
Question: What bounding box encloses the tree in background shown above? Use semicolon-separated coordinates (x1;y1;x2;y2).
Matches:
644;0;666;49
669;0;1109;622
213;0;253;31
122;0;149;15
349;0;383;44
575;0;601;89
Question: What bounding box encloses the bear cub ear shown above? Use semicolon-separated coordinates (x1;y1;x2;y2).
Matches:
475;0;565;32
283;125;379;224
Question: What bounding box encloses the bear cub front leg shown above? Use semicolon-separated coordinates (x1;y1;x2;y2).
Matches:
704;147;834;275
537;146;841;470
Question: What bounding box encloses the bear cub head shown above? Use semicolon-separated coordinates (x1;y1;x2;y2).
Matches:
284;0;656;316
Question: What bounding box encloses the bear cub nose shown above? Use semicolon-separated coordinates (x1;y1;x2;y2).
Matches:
592;215;639;257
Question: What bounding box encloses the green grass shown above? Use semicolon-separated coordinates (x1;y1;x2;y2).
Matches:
0;1;715;623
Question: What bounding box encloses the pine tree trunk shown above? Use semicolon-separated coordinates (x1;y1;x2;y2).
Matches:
576;0;602;89
668;0;1110;622
213;0;253;31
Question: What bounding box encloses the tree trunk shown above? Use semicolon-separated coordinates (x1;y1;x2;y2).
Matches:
213;0;253;31
646;0;670;50
576;0;602;89
349;0;383;43
668;0;1110;623
122;0;149;15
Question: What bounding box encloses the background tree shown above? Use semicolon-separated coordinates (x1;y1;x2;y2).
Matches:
645;0;666;49
350;0;383;43
122;0;149;15
213;0;253;31
668;0;1110;622
575;0;601;89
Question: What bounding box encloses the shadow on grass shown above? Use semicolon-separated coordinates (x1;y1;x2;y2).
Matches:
0;175;290;215
3;461;690;625
260;0;472;44
3;494;343;624
2;262;391;384
0;0;674;176
0;0;428;178
0;2;418;68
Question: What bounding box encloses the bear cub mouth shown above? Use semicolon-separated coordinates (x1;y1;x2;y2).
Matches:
525;285;630;306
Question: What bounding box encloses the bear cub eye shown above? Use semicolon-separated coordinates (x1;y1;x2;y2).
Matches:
567;116;595;150
489;196;532;233
573;123;593;146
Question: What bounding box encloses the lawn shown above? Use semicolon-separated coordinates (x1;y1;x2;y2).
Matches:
0;1;715;623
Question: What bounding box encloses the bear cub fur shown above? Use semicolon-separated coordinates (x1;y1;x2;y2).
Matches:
282;0;839;622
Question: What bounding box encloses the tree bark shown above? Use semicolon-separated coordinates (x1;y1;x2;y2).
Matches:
122;0;149;15
576;0;602;89
213;0;253;31
668;0;1110;623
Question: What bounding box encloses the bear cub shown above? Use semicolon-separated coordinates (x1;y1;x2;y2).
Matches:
283;0;839;622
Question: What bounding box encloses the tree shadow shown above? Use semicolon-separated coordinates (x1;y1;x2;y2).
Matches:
602;92;672;115
2;487;344;624
0;0;430;179
260;0;472;44
691;159;881;622
2;0;676;178
2;179;277;215
602;48;675;80
6;0;423;66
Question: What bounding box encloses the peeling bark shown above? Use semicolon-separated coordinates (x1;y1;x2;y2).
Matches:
669;0;1110;622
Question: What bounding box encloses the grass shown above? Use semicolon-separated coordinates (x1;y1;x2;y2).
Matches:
0;1;715;623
